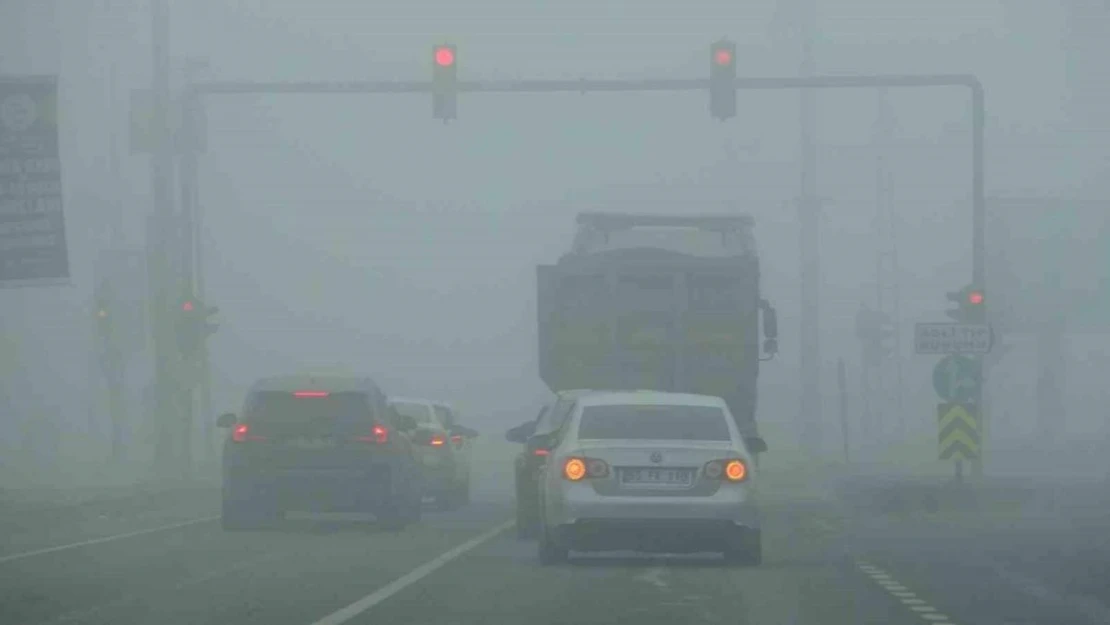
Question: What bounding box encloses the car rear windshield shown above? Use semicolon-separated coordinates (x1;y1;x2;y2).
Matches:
577;404;732;441
245;391;374;435
391;401;436;425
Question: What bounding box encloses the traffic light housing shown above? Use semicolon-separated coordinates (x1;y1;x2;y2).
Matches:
946;286;985;323
432;44;457;121
709;39;737;120
176;296;219;356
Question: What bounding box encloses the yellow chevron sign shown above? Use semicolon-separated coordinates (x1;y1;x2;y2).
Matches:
937;403;980;461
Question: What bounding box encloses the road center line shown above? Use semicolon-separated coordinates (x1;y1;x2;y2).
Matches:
0;516;219;564
309;520;513;625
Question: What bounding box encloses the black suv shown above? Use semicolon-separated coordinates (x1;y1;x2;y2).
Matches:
217;375;424;531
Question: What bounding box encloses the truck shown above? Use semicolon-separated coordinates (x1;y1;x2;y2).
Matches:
536;212;778;452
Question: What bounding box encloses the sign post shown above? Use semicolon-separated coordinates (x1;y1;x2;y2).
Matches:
0;76;69;288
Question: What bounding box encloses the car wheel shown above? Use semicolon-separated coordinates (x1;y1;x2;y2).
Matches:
724;528;762;566
221;478;281;531
378;484;418;531
378;502;410;531
538;523;568;565
434;487;459;511
455;479;471;506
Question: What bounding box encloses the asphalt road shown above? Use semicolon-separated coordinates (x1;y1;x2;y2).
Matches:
1;473;1107;625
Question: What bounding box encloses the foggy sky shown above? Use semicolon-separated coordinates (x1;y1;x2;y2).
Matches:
2;0;1107;478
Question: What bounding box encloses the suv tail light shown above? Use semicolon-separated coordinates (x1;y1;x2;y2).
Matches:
562;456;609;481
356;424;389;444
231;423;265;443
450;434;463;445
429;434;446;447
704;458;748;482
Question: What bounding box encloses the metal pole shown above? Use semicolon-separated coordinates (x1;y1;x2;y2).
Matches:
149;0;180;479
838;358;850;464
178;84;207;467
797;0;822;457
970;83;986;478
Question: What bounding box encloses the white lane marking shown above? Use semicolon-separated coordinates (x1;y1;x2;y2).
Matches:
0;516;219;564
309;520;512;625
856;561;958;625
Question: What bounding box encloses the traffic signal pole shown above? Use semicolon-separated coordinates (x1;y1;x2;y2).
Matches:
186;68;988;469
149;0;184;480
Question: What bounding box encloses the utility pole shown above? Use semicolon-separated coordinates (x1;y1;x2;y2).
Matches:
180;59;211;463
796;0;823;456
149;0;184;479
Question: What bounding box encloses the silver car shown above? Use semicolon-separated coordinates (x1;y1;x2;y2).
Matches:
535;391;761;565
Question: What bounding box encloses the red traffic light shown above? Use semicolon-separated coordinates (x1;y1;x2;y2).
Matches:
434;47;455;67
967;290;984;305
182;301;195;312
713;48;734;66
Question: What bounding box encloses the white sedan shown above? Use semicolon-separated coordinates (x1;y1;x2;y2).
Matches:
535;391;762;565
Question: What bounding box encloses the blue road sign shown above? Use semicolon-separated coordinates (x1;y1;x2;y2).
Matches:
932;354;981;403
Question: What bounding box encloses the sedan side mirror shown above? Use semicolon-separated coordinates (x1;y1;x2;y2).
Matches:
763;338;779;355
745;436;768;455
216;413;236;428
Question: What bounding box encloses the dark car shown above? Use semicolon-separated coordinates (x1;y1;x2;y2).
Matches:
505;389;598;539
216;375;424;531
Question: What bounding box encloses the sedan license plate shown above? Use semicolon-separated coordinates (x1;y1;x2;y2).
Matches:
620;468;694;487
288;437;336;450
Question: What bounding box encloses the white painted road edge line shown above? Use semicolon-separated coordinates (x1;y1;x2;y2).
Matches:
0;516;219;564
856;561;956;625
310;519;514;625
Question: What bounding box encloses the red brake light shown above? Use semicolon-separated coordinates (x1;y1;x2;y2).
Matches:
430;435;446;446
293;391;329;398
182;301;195;312
532;448;550;457
714;49;733;66
434;47;455;67
450;434;463;445
355;425;389;444
231;423;264;443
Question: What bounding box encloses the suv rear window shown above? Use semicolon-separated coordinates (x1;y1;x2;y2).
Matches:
391;401;436;425
245;391;374;435
577;404;731;441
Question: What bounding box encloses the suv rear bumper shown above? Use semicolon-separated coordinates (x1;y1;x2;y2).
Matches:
224;464;400;514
